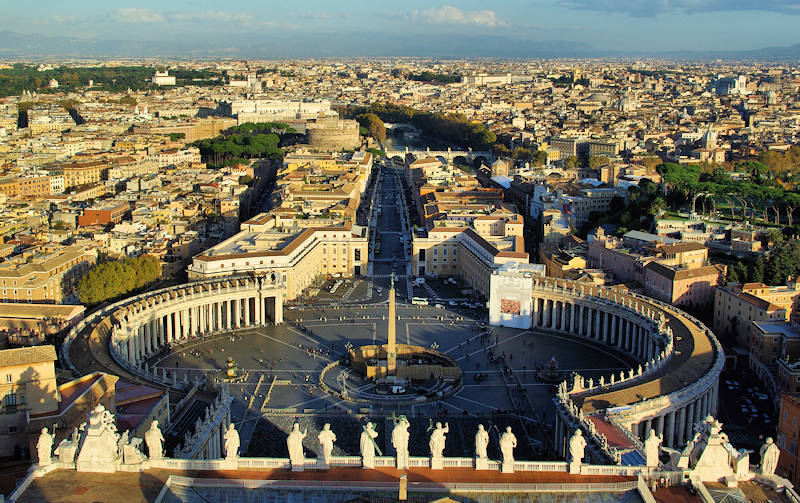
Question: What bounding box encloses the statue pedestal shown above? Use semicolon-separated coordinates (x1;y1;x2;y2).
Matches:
317;460;329;470
56;444;77;464
430;457;443;470
501;461;514;474
291;462;304;472
475;457;489;470
223;457;238;470
568;461;583;474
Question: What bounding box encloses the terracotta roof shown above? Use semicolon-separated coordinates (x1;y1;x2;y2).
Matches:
462;228;500;257
656;242;707;254
0;345;57;368
645;262;724;281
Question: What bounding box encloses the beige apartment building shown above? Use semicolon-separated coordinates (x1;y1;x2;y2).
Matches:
0;346;59;458
0;246;96;303
61;161;108;188
187;220;368;300
412;226;528;300
713;280;800;347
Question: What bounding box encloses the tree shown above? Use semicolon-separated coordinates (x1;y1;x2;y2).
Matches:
531;149;547;167
751;256;766;284
648;196;666;217
726;264;740;284
239;175;253;186
493;143;510;157
565;156;579;170
588;156;610;170
77;255;162;305
765;240;800;285
355;113;386;143
512;147;532;162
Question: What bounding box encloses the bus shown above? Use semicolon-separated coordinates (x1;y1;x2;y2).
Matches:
411;297;429;305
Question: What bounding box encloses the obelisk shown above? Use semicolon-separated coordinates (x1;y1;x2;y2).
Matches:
387;273;397;376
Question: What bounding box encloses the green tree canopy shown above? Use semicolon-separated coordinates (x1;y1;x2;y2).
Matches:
77;255;161;305
356;113;386;143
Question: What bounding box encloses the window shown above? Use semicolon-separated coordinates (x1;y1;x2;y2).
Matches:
3;391;22;407
5;375;10;383
354;249;361;261
8;425;17;433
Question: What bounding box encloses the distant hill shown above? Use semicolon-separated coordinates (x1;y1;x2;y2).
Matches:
0;29;797;61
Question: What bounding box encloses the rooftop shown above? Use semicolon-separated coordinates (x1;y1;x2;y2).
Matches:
14;466;638;503
0;344;57;368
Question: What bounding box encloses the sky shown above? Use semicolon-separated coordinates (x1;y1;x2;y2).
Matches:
3;0;800;54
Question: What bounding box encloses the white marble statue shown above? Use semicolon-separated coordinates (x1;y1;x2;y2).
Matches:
644;428;662;468
317;423;336;466
287;422;306;466
569;430;587;465
392;417;410;470
145;421;164;460
224;423;240;460
760;437;780;476
500;426;517;469
54;427;80;464
429;422;449;459
122;436;147;465
475;424;489;460
37;427;55;467
360;422;379;469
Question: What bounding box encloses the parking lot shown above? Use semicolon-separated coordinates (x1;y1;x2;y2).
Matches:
716;365;776;450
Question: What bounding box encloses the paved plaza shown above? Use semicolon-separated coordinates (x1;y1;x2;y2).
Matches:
151;302;635;457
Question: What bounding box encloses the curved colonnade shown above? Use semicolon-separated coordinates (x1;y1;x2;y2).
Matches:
61;275;285;387
526;279;723;460
58;273;722;466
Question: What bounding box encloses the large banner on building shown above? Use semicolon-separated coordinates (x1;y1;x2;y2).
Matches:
500;299;521;315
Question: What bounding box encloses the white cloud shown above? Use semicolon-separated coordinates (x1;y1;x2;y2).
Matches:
559;0;800;16
169;11;252;24
109;8;165;24
104;9;288;28
299;11;350;20
408;5;507;27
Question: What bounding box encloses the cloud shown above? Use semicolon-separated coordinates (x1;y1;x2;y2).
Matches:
169;11;252;24
109;8;165;23
299;12;350;20
104;8;290;28
558;0;800;16
407;5;508;27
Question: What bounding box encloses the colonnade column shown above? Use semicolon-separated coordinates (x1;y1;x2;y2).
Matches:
166;313;173;344
677;405;687;445
245;297;251;326
593;309;601;340
578;305;584;335
665;411;676;448
274;295;283;324
531;297;539;327
655;414;665;438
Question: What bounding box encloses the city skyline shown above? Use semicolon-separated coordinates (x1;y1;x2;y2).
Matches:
3;0;800;58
